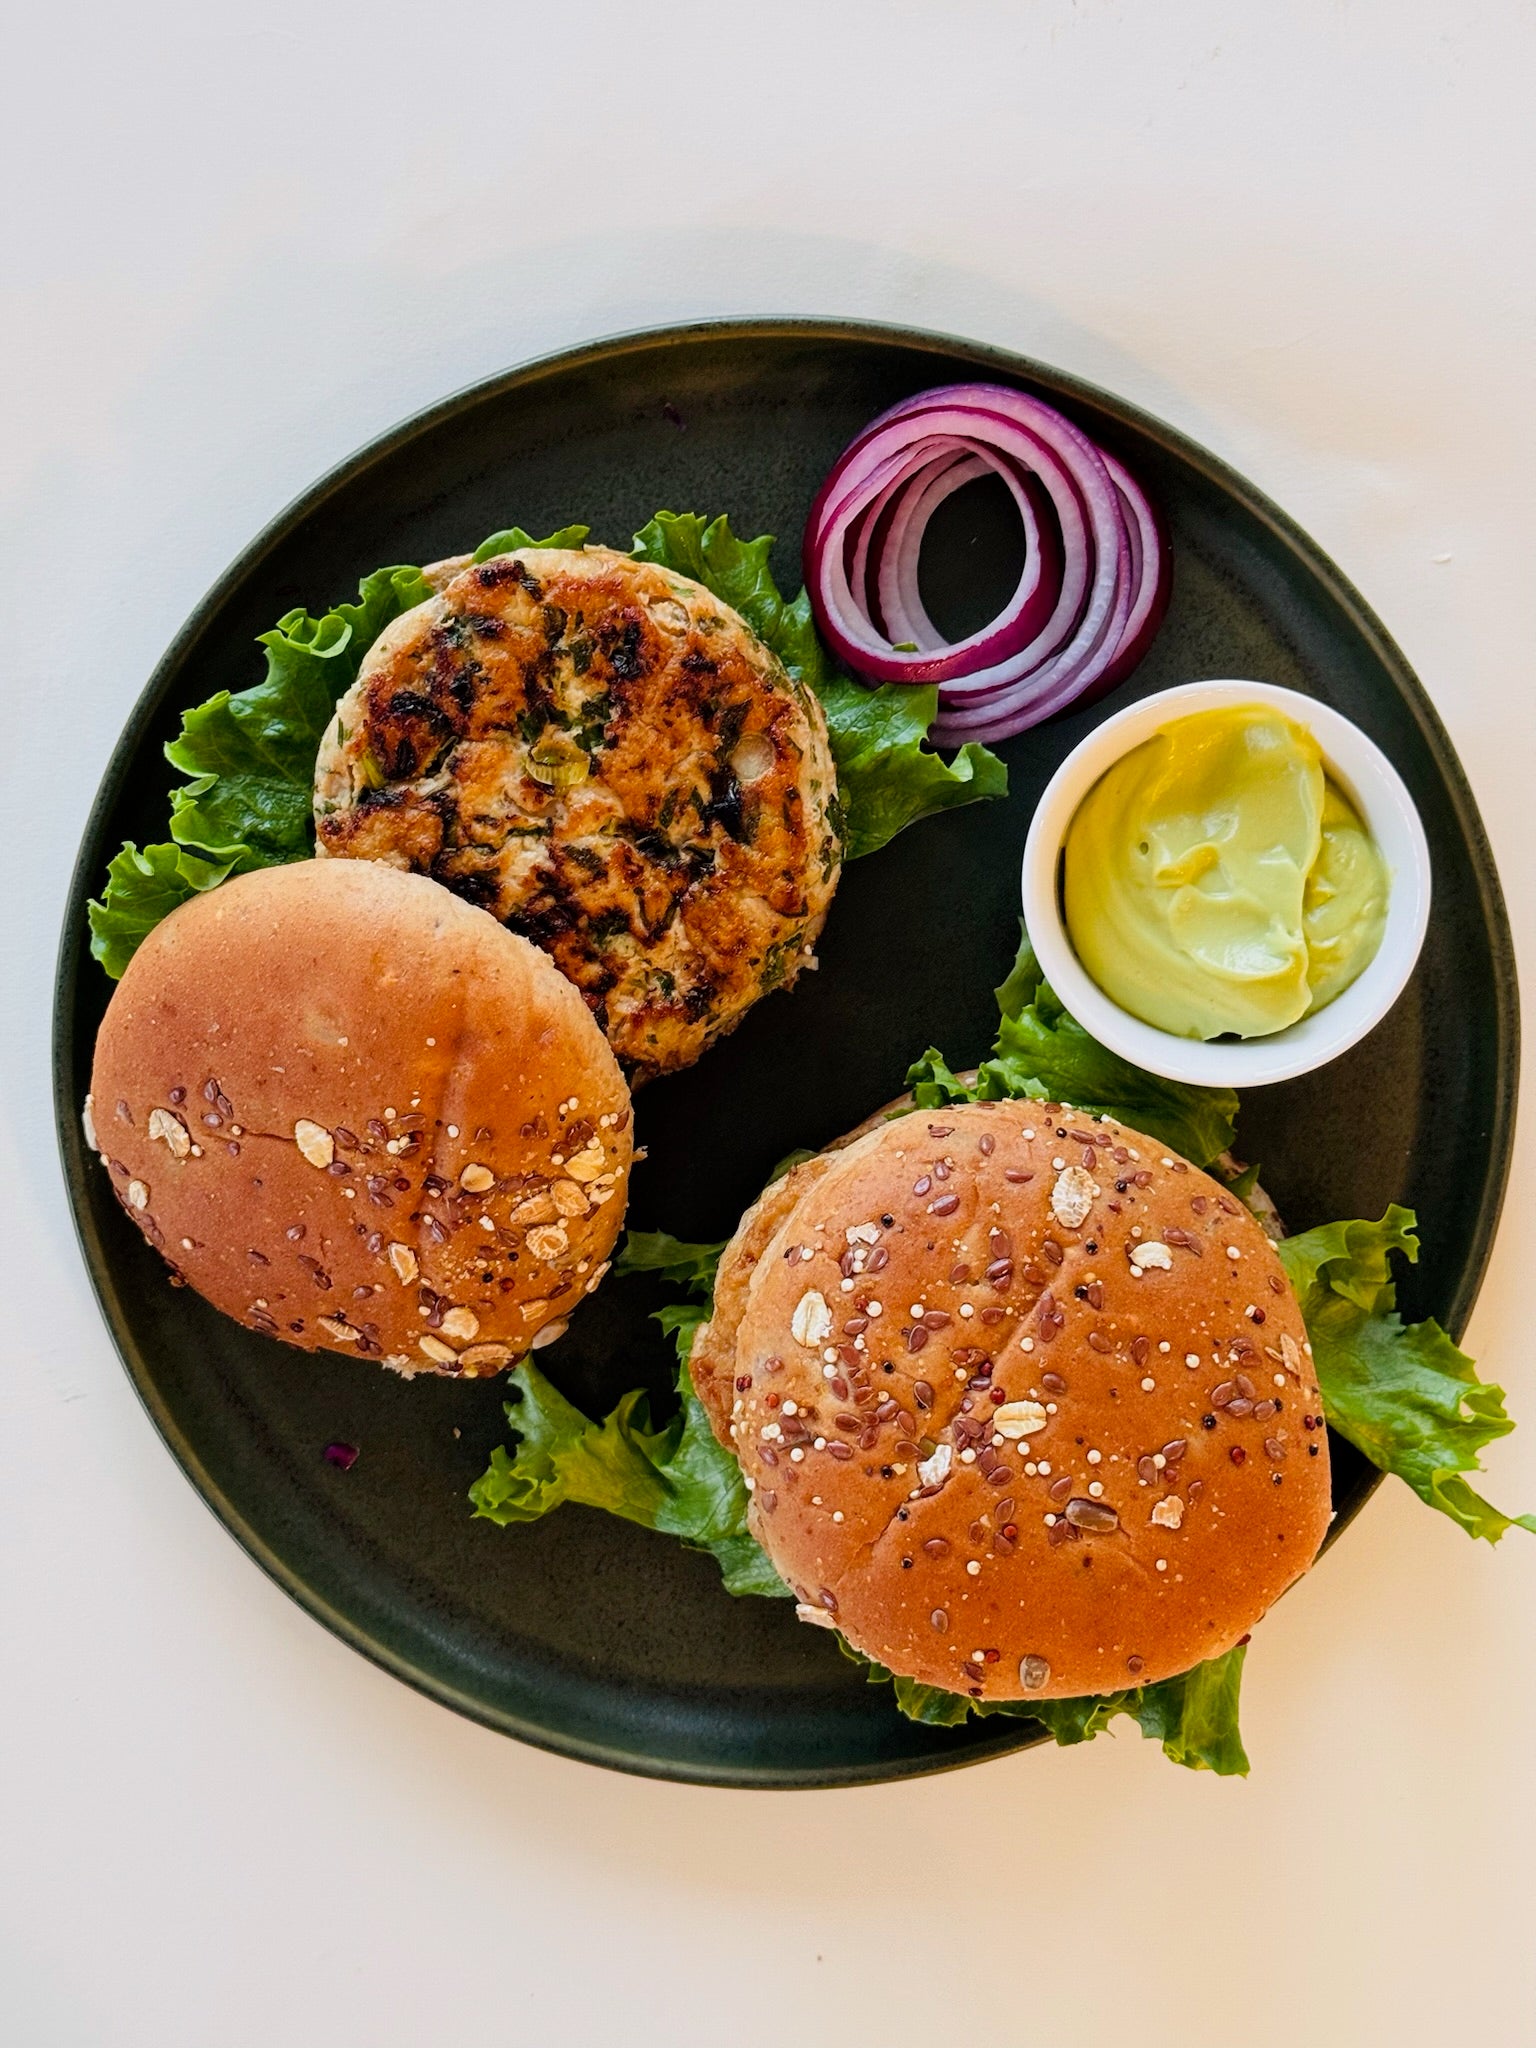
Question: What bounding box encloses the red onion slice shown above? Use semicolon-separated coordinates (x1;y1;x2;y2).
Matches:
811;417;1082;684
877;449;1059;660
810;412;1097;687
875;451;991;651
847;447;983;649
818;393;1124;696
803;382;1168;738
1094;452;1169;692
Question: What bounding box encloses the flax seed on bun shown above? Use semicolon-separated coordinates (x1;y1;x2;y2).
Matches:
693;1098;1330;1699
87;860;632;1374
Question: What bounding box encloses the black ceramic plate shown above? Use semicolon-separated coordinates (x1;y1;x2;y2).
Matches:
56;320;1518;1786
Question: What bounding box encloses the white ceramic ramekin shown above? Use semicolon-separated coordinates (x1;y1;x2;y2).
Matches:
1021;679;1432;1087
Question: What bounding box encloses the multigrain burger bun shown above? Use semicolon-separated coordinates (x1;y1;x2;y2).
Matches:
692;1099;1330;1700
87;860;633;1375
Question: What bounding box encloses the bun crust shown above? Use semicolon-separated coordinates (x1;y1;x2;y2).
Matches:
697;1099;1330;1698
88;860;632;1374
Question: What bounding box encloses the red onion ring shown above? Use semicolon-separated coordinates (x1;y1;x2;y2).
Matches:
812;407;1102;688
878;453;1058;662
1094;452;1170;692
804;383;1168;740
848;449;993;647
814;423;1078;685
873;452;992;649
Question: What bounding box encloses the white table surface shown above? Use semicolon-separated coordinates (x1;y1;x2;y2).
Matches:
4;4;1534;2043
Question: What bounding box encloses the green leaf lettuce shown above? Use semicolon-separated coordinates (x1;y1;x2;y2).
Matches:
1279;1209;1534;1543
90;560;436;972
470;1237;787;1600
907;924;1239;1168
87;842;239;980
472;523;590;562
167;564;435;867
614;1228;729;1292
848;1640;1249;1774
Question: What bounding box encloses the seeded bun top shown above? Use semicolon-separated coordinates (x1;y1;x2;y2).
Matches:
87;860;632;1375
692;1098;1330;1700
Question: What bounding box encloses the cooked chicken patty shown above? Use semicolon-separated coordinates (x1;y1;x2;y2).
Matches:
314;548;843;1080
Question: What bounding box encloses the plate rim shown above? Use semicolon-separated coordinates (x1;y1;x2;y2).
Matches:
53;315;1522;1787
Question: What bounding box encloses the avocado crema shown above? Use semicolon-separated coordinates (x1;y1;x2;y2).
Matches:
1064;705;1389;1040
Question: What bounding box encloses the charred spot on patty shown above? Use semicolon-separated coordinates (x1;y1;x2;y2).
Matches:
436;862;502;913
712;701;749;750
388;731;448;781
506;897;578;946
385;688;451;725
431;614;476;652
704;765;748;842
596;614;645;680
618;820;684;869
475;557;541;595
445;662;481;716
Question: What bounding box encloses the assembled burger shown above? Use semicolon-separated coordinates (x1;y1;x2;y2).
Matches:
691;1098;1330;1699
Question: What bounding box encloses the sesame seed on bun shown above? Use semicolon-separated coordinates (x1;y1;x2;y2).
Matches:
691;1098;1329;1700
87;860;632;1375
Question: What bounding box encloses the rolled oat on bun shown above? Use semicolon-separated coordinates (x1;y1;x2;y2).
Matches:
691;1099;1330;1700
87;860;632;1375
